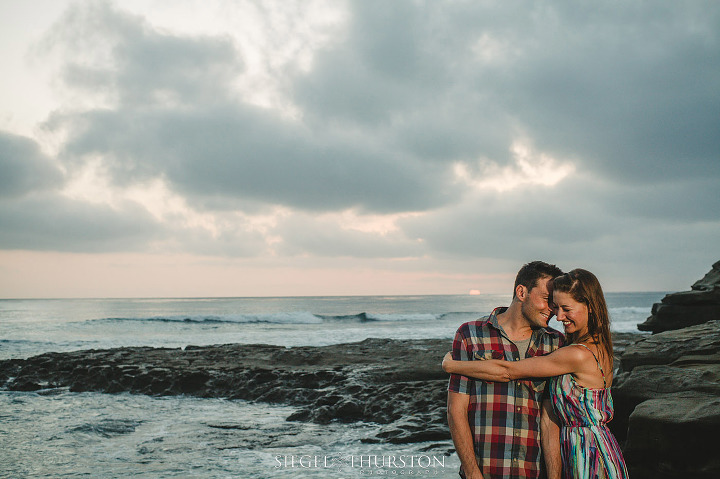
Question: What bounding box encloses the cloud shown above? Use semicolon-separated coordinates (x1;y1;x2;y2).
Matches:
0;193;161;252
0;131;64;197
37;1;243;106
485;1;720;184
1;0;717;281
272;211;425;258
0;129;161;252
47;0;720;190
397;171;720;286
55;105;459;213
42;1;460;214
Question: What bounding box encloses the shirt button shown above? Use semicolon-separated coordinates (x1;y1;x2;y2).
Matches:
516;406;522;412
514;431;520;437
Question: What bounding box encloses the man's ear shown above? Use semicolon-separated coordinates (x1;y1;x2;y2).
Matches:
515;284;527;301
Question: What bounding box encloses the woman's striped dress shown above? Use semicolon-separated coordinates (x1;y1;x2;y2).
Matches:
549;345;629;479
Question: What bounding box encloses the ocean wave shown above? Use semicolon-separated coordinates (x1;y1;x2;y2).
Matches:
609;306;652;314
0;339;44;344
439;312;485;321
609;306;651;324
358;312;441;322
90;311;480;325
97;312;323;324
350;312;481;322
0;339;64;347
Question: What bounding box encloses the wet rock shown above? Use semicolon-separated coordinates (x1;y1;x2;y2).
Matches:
639;260;720;333
333;399;365;421
8;378;42;391
374;415;449;444
286;408;312;422
177;371;210;393
311;405;334;424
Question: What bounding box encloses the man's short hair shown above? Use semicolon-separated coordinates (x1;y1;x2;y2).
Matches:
513;261;563;298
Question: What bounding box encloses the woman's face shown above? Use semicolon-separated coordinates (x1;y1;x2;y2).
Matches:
552;291;589;336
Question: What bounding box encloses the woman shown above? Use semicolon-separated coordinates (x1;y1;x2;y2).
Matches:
443;269;628;479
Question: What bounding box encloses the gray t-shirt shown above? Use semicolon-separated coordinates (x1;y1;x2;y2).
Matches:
513;337;532;359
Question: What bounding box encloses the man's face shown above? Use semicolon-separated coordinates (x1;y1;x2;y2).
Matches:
520;275;555;329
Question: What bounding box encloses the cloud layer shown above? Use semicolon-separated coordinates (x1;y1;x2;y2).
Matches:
1;0;719;291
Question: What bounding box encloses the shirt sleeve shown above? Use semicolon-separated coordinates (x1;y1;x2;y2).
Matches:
447;324;473;394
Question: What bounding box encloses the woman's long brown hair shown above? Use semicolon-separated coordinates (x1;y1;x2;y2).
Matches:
553;269;614;369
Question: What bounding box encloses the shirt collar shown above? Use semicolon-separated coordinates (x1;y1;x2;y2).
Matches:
487;307;507;330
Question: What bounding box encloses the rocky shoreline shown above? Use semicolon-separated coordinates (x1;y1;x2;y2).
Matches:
0;333;641;446
0;338;453;444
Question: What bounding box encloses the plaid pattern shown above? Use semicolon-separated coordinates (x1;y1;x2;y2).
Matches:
448;307;564;479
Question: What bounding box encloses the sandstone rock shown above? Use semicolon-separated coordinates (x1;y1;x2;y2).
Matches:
639;303;720;332
620;320;720;370
610;362;720;443
639;260;720;333
660;288;720;305
623;396;720;479
612;320;720;477
693;261;720;289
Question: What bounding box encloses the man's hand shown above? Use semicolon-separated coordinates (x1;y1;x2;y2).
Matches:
442;351;454;372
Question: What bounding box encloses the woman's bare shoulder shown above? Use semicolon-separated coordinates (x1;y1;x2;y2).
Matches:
551;343;593;365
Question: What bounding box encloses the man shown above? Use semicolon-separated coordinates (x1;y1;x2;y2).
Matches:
447;261;565;479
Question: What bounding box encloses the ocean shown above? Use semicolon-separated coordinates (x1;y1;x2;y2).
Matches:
0;293;662;478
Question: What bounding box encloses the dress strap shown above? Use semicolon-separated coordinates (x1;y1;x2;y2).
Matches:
573;343;606;388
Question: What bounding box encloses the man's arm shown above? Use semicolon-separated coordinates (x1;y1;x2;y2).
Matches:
447;391;484;479
540;399;561;479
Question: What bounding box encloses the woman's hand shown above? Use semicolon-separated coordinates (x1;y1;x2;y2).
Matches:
442;352;512;382
442;352;455;373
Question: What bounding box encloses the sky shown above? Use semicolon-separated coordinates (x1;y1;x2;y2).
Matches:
0;0;718;298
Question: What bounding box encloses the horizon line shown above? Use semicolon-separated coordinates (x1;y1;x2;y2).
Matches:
0;290;671;301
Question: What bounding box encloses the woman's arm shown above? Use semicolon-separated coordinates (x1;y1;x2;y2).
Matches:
442;351;513;381
442;346;585;381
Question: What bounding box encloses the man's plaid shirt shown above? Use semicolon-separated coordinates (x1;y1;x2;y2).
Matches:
448;307;564;479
